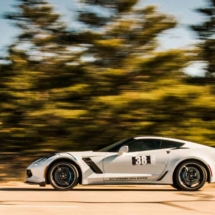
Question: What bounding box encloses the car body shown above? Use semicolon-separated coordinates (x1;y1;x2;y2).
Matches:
25;136;215;191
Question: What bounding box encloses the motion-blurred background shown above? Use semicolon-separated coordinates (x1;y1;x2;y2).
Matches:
0;0;215;181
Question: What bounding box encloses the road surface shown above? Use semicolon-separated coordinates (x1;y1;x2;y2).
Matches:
0;183;215;215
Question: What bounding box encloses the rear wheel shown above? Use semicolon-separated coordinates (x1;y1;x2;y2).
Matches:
174;161;207;191
48;162;79;191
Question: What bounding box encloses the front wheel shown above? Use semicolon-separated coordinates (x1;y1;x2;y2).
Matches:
174;161;207;191
171;184;181;190
48;162;79;191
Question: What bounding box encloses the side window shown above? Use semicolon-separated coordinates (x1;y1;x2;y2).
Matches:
107;139;134;152
128;139;161;152
161;140;184;149
108;144;126;152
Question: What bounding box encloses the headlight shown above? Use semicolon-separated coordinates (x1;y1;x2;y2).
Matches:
34;154;56;166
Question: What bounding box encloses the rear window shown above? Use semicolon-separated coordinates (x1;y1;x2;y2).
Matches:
161;140;184;149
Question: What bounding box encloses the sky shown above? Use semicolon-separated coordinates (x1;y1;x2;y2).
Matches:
142;0;207;50
0;0;208;75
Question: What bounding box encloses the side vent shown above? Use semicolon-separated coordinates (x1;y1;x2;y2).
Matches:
157;171;168;181
82;158;103;174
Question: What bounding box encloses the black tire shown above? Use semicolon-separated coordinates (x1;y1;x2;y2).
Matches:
48;162;79;191
171;184;181;190
174;161;207;191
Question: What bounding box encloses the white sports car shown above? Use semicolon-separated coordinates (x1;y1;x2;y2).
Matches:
25;136;215;191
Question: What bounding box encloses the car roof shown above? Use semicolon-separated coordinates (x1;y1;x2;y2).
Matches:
133;136;210;148
134;136;194;144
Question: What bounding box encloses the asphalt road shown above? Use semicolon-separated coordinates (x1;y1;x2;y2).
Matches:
0;183;215;215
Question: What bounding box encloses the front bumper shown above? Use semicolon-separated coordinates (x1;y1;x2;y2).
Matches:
25;155;58;186
25;166;46;185
25;168;46;186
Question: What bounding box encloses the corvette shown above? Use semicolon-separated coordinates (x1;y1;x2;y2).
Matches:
25;136;215;191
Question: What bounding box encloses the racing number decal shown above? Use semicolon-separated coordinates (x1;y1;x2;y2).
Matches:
132;156;156;165
132;156;150;165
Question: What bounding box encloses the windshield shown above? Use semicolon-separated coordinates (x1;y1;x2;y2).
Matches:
98;138;134;152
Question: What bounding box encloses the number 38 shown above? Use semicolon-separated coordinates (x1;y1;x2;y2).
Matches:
132;155;155;165
135;156;147;165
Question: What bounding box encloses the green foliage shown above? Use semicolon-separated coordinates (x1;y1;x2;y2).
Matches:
81;0;139;12
192;0;215;76
0;0;215;169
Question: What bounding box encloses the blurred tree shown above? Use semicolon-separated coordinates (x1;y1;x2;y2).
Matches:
64;2;194;148
185;0;215;145
2;0;215;162
192;0;215;77
69;0;215;148
1;0;85;152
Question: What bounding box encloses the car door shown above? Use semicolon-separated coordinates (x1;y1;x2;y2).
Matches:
102;138;169;184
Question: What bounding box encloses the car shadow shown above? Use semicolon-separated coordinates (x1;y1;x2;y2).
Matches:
0;187;178;192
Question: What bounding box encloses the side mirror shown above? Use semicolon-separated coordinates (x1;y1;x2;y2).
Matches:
118;145;128;156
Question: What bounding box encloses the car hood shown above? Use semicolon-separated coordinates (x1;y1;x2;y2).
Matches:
59;151;107;158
